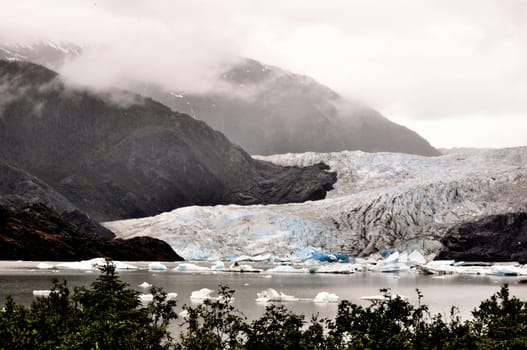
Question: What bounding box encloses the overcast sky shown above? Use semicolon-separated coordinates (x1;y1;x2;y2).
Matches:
1;0;526;149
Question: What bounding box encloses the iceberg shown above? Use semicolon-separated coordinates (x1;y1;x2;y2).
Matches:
32;290;51;297
173;263;210;272
384;251;400;264
139;294;153;304
313;291;340;303
256;288;298;303
224;262;263;273
55;258;105;270
486;264;520;276
309;263;361;274
148;262;168;271
408;250;426;265
265;265;307;274
360;289;408;303
210;261;225;271
138;282;152;289
190;288;215;302
114;261;139;270
370;262;409;273
36;262;54;269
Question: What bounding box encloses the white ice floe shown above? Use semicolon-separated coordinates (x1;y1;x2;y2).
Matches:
210;261;225;271
486;264;521;276
309;263;361;274
114;262;139;270
55;258;106;270
148;262;168;271
167;292;178;300
32;290;51;297
360;289;408;303
224;263;263;273
265;265;307;274
256;288;298;302
385;251;400;264
139;294;153;304
36;262;54;269
408;250;427;265
370;262;410;273
173;263;210;272
313;291;340;303
138;282;152;289
190;288;215;302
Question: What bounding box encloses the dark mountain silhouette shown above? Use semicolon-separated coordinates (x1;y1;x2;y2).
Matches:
0;202;182;261
0;60;336;221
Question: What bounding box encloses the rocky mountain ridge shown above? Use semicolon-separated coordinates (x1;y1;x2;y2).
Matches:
0;59;336;221
0;202;182;261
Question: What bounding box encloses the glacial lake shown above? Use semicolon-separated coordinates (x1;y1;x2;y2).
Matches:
1;261;526;324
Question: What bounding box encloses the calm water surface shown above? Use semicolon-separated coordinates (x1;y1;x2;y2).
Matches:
1;261;526;323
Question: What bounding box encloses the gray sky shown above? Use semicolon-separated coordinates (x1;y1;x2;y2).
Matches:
1;0;526;149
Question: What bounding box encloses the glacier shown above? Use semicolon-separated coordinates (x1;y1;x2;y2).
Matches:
104;147;527;261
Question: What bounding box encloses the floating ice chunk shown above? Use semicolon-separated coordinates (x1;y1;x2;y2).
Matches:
398;252;409;263
370;262;409;273
138;282;152;289
265;265;306;274
139;294;153;304
33;290;51;297
224;263;263;273
313;291;340;303
179;310;189;319
174;263;210;272
487;265;520;276
36;262;54;269
210;261;225;271
360;289;408;303
190;288;215;302
310;263;361;274
167;292;178;300
256;288;298;302
408;250;426;265
114;262;139;270
148;262;168;271
55;260;96;270
384;251;400;264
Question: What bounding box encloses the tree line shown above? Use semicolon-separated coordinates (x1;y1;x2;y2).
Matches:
0;261;526;349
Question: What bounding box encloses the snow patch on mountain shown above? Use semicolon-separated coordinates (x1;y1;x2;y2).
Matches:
105;147;527;260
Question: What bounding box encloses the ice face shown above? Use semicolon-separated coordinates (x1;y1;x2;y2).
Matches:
105;147;527;261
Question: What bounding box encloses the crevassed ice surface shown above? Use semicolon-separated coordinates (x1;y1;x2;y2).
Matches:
105;147;527;260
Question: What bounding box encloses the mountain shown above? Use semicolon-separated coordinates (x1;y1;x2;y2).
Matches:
0;43;439;156
138;59;440;156
0;202;182;261
0;160;113;238
0;60;336;221
0;41;81;70
105;147;527;262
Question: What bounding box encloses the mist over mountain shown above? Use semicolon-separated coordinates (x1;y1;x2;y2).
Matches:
0;60;336;221
145;58;439;156
0;42;439;156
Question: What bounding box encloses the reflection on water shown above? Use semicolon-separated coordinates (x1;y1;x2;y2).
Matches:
0;261;526;323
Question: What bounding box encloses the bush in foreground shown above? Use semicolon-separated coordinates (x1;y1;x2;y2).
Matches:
1;262;526;349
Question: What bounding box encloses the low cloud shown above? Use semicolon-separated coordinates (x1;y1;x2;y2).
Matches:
0;0;526;148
